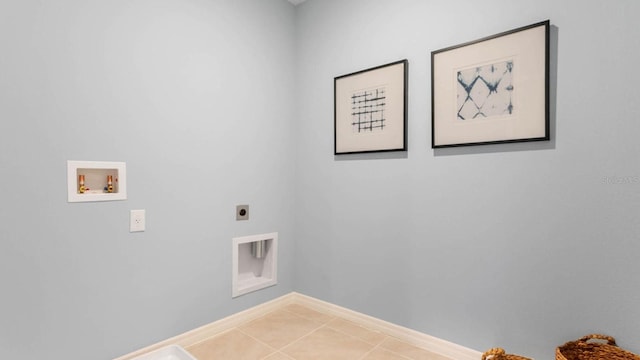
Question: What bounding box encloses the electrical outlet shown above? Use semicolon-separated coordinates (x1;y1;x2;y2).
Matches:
236;205;249;221
130;209;145;232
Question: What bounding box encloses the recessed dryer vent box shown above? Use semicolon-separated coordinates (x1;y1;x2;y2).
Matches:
67;161;127;202
232;232;278;298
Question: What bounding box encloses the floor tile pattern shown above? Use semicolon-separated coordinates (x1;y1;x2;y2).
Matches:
185;304;452;360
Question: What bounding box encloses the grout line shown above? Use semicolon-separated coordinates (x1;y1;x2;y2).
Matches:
236;326;284;351
280;321;329;350
324;317;388;346
236;309;327;354
279;323;384;359
357;342;413;360
358;347;375;360
323;320;385;347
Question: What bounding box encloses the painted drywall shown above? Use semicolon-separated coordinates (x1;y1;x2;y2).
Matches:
3;1;639;359
0;0;296;359
293;0;640;359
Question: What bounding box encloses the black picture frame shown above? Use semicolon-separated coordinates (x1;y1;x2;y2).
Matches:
334;60;408;155
431;20;550;148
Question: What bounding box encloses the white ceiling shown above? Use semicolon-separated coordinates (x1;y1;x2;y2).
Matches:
288;0;308;5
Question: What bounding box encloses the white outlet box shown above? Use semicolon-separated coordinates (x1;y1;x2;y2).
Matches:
130;209;145;232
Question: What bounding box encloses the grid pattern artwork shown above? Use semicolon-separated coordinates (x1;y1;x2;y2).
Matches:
457;60;514;120
351;87;387;133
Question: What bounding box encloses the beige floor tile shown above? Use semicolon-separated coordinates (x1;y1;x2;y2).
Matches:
263;352;296;360
326;318;387;345
238;309;322;349
362;347;411;360
283;303;335;324
185;329;275;360
379;338;452;360
282;326;374;360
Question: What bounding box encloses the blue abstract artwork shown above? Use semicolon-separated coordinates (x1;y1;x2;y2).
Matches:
457;60;514;120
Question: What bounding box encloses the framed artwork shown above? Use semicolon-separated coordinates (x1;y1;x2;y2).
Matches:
431;20;550;148
335;59;408;155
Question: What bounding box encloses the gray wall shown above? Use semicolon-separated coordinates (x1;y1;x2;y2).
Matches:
0;0;296;359
3;1;640;359
294;0;640;359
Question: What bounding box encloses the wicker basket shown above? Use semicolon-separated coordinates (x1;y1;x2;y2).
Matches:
556;334;640;360
482;347;531;360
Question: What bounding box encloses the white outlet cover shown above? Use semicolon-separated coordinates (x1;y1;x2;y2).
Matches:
130;209;145;232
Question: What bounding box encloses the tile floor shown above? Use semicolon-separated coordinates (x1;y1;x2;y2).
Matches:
185;303;452;360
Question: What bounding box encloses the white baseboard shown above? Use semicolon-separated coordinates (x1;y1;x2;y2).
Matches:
114;292;482;360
